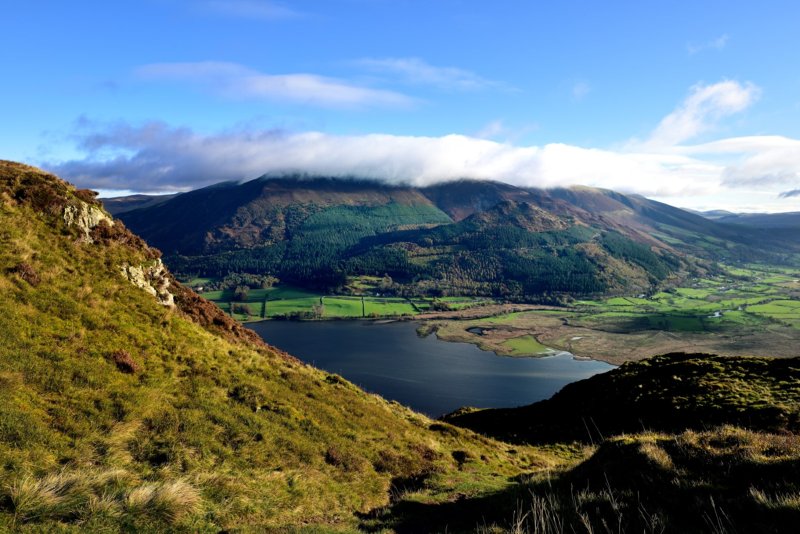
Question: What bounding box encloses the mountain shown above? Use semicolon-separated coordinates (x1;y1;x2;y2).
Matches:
700;209;800;229
113;176;800;299
698;209;738;220
0;161;539;531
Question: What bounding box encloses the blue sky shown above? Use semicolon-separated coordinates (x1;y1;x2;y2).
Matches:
3;0;800;211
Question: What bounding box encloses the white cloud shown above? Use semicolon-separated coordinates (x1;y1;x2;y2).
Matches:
201;1;301;20
355;57;503;91
44;121;720;198
642;80;760;147
136;61;414;109
44;80;800;212
687;34;729;55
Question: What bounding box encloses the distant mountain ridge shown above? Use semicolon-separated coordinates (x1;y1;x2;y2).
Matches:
102;192;178;215
111;176;800;297
700;209;800;229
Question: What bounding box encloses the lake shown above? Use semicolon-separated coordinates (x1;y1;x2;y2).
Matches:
248;320;614;417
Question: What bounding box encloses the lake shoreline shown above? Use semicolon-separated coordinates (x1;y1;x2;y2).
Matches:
247;312;622;364
247;319;614;417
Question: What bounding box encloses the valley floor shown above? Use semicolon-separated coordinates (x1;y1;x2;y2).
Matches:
198;263;800;365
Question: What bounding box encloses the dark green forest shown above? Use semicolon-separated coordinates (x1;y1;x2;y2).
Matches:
167;201;682;299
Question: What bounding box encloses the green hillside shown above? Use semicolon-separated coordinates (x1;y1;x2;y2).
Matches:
439;353;800;532
119;179;692;299
0;161;545;531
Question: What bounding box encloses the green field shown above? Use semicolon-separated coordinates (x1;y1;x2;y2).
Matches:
569;264;800;332
421;263;800;364
196;264;800;329
198;283;487;321
503;335;553;356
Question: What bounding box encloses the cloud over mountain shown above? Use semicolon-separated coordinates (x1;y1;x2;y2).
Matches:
44;81;800;211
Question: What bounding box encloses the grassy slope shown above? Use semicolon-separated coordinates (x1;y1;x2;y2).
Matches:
0;162;546;532
439;354;800;532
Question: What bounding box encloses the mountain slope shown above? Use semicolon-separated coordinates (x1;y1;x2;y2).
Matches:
101;193;179;215
346;199;682;296
115;177;712;298
703;210;800;229
0;162;544;531
118;176;450;255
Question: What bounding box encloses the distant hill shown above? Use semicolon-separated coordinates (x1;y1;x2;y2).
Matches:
700;209;800;229
101;192;178;215
697;208;738;219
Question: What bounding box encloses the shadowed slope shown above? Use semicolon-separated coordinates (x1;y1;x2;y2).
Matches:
445;352;800;445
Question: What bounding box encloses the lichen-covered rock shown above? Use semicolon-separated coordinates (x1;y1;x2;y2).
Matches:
120;258;175;307
63;201;114;243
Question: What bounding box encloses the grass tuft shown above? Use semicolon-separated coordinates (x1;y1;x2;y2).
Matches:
126;480;202;524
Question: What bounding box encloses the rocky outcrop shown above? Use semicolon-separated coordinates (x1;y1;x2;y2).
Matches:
63;201;114;243
120;259;175;307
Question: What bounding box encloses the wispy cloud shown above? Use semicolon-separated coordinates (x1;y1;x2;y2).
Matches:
643;80;760;147
687;34;729;55
475;120;506;139
572;81;591;101
354;57;504;91
200;0;302;20
136;61;414;109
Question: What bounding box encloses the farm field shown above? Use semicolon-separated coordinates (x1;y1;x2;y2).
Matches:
427;264;800;363
195;280;491;321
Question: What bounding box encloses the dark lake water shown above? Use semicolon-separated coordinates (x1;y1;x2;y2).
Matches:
248;320;614;417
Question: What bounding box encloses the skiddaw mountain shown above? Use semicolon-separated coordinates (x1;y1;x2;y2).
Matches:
114;176;800;300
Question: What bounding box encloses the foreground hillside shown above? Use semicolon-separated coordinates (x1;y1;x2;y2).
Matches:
0;161;545;531
445;353;800;444
440;353;800;532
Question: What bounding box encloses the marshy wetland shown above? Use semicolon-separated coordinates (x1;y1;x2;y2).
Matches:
425;264;800;365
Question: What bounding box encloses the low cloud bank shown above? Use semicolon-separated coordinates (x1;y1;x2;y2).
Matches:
44;81;800;211
46;123;717;196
